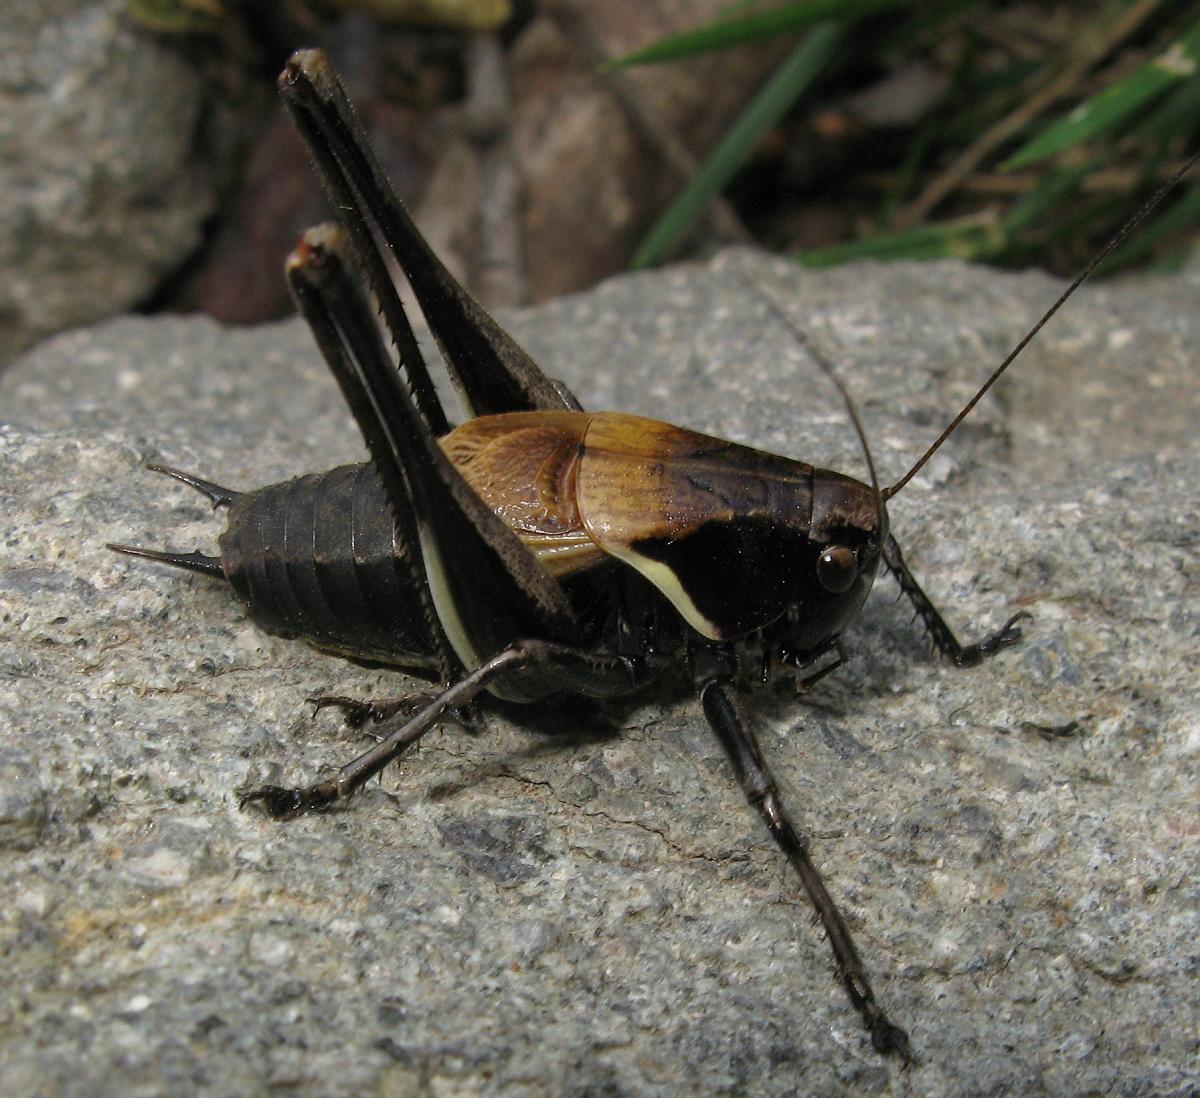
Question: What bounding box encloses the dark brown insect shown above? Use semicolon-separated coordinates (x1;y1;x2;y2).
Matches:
109;49;1198;1060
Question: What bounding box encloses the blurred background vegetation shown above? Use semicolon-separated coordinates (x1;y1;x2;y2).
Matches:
7;0;1197;359
611;0;1200;276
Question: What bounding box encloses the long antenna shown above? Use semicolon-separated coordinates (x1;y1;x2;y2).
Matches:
751;283;884;529
884;148;1200;501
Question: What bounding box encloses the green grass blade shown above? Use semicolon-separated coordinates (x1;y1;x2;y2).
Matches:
607;0;904;68
1135;69;1200;140
631;23;844;269
1002;20;1200;169
126;0;225;33
1001;161;1096;235
876;116;944;227
796;215;1006;266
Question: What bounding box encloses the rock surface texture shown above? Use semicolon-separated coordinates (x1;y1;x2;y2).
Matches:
0;2;221;366
1;253;1197;1096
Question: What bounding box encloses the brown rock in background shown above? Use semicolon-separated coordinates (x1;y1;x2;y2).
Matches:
511;1;778;299
2;2;785;351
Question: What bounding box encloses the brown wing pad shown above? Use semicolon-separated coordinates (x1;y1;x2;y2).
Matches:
442;413;608;579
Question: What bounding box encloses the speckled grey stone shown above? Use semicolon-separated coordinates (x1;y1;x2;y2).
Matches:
0;2;222;366
1;253;1197;1096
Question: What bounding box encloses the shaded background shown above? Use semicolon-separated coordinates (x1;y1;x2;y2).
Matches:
2;0;1197;368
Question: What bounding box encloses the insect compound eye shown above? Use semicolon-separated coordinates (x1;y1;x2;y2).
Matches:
816;545;858;594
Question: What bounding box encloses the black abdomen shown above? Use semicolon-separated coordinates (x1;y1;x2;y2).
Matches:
219;463;438;671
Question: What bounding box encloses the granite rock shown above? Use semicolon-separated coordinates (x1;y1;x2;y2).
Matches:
1;253;1197;1096
0;1;222;366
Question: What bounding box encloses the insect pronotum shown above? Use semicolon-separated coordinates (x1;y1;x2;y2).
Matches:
108;49;1199;1060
